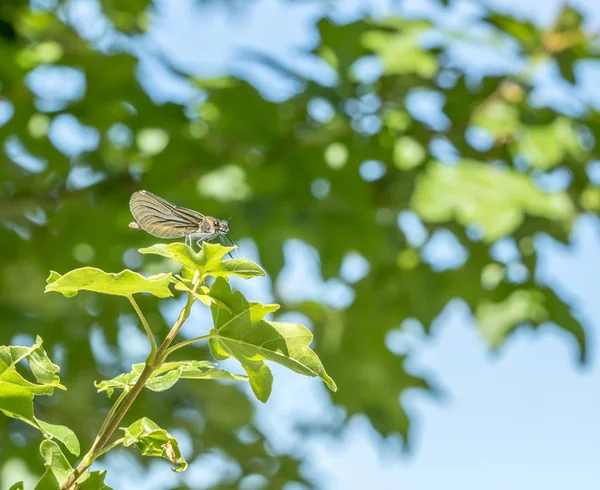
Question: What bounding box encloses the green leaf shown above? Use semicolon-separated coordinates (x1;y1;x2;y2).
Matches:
173;282;232;311
477;290;547;349
37;419;80;456
9;483;24;490
243;361;273;403
485;12;542;52
471;100;520;138
219;258;267;279
477;287;586;362
34;440;73;490
139;242;204;271
554;5;584;32
207;277;337;402
34;440;110;490
95;360;246;397
411;160;575;241
0;336;63;388
139;242;265;280
45;267;173;298
315;18;371;73
515;118;583;169
77;471;113;490
122;417;187;472
393;136;426;170
362;20;437;77
0;336;65;431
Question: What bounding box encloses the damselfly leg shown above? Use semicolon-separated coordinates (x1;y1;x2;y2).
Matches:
220;234;239;258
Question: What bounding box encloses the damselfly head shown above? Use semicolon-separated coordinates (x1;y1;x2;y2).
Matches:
214;218;230;234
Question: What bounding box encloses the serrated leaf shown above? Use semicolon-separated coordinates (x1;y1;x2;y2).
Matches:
37;419;80;456
0;337;65;431
139;242;265;280
207;277;337;403
45;268;173;298
122;417;187;472
95;360;246;397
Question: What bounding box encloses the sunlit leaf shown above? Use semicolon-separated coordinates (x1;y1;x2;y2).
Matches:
37;419;80;456
173;282;232;311
34;440;111;490
477;287;586;362
45;267;173;298
315;18;371;73
485;12;542;52
412;161;575;241
471;100;520;138
95;360;246;397
477;289;547;349
34;440;72;490
514;118;583;169
207;277;337;403
0;336;65;431
77;470;113;490
362;20;437;77
122;417;187;472
139;242;265;280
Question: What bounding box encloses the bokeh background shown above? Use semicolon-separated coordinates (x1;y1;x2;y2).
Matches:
2;0;600;488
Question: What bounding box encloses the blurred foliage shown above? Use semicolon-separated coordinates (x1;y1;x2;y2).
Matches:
1;0;599;488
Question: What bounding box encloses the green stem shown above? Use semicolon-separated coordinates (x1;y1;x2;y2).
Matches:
128;294;157;363
93;388;129;448
93;437;124;461
164;333;214;358
60;274;203;490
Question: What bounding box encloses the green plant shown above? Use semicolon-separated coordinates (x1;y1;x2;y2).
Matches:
1;242;336;490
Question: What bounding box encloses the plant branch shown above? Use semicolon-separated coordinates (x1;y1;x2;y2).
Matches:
92;438;124;461
128;294;157;363
92;387;129;449
59;274;203;490
165;333;214;358
153;273;202;366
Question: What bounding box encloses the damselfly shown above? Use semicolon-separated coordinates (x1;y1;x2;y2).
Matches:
129;190;236;252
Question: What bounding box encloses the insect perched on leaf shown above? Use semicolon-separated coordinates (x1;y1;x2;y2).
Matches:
129;190;236;253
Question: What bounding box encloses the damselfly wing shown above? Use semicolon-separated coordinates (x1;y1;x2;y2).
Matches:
129;190;234;251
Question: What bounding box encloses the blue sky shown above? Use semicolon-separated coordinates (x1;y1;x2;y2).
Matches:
5;0;600;489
